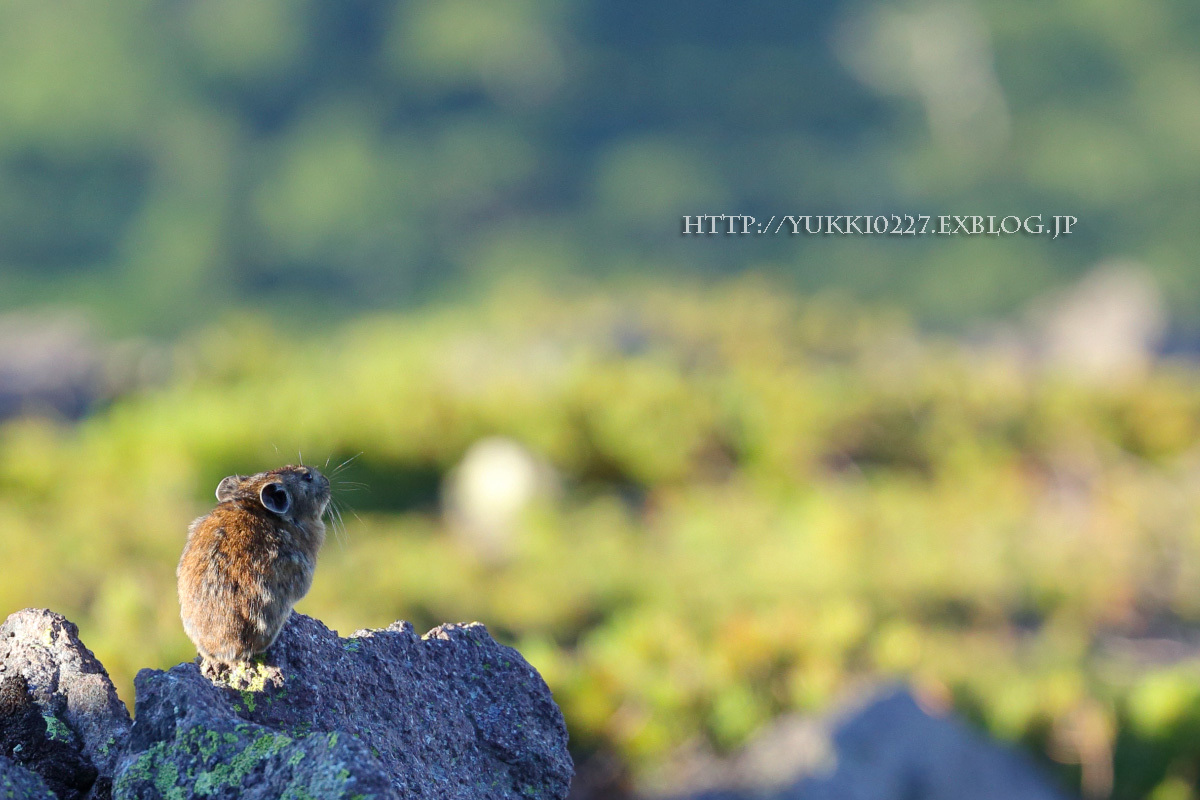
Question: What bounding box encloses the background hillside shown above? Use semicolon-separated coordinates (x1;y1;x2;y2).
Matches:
0;0;1196;331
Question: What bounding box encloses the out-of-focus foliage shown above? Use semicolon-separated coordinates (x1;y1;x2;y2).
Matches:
0;0;1197;330
4;283;1200;798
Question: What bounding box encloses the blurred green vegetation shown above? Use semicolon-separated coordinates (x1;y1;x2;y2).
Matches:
5;284;1200;797
4;1;1200;797
0;0;1198;330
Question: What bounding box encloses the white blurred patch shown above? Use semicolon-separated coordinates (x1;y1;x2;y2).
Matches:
836;1;1010;154
442;437;557;561
1033;263;1166;383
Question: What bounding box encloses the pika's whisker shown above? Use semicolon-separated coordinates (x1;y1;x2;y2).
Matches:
332;452;363;476
328;499;349;550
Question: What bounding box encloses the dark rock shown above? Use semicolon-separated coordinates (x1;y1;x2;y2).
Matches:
0;609;132;799
0;754;57;800
113;613;573;800
0;674;97;799
0;608;571;799
656;687;1070;800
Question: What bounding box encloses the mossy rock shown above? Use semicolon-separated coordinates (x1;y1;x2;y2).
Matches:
113;613;571;800
113;723;389;800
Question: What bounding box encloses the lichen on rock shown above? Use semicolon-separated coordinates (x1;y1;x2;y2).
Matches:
113;722;388;800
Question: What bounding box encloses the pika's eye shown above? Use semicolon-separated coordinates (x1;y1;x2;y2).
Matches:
302;471;313;482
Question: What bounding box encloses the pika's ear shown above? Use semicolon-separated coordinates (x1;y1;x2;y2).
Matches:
215;475;241;502
260;482;292;516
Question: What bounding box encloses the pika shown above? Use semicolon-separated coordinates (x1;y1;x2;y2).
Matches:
177;465;331;673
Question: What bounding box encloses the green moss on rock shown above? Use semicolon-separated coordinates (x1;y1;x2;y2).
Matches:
113;723;378;800
40;713;74;744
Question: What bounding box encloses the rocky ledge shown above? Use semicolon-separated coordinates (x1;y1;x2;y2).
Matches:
0;608;573;800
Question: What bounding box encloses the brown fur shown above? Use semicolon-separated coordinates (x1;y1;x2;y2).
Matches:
177;465;330;668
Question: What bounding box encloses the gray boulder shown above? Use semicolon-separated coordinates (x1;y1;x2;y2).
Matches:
113;613;572;800
793;688;1070;800
658;688;1070;800
0;609;132;799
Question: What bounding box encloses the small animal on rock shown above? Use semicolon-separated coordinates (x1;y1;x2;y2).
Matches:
177;465;331;672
